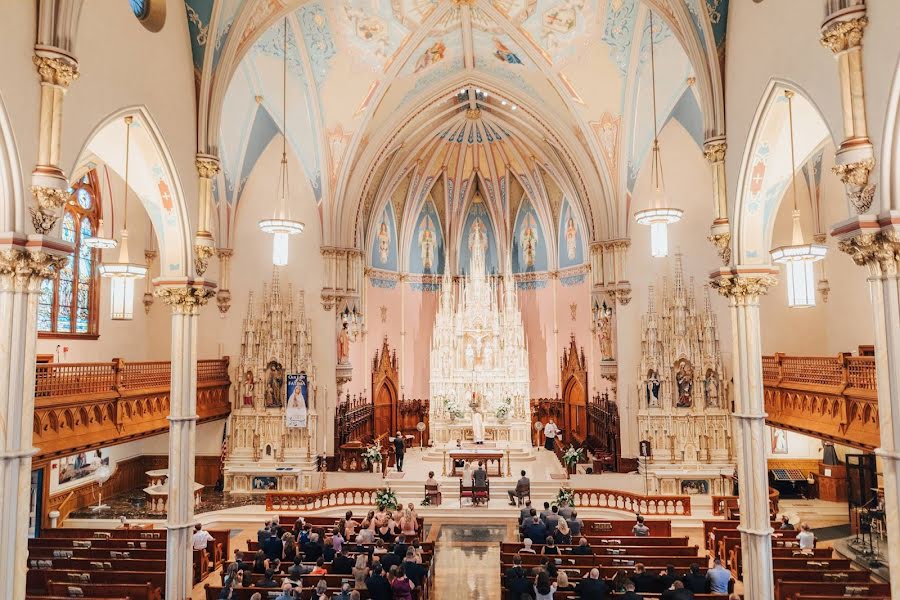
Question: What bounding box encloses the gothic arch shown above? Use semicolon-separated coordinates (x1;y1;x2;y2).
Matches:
0;90;26;234
881;53;900;214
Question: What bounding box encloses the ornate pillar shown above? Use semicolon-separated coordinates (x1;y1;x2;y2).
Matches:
710;266;779;600
821;1;875;214
155;280;215;600
194;155;219;276
143;250;157;314
590;240;631;305
215;248;233;314
832;216;900;598
30;49;78;235
0;236;68;599
704;137;731;264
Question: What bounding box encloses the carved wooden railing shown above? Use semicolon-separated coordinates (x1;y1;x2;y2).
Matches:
335;394;374;448
569;489;692;516
711;487;781;517
266;488;380;511
762;353;878;450
398;397;430;447
33;357;231;460
586;394;630;472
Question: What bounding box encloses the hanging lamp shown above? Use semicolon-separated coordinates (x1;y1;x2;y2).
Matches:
99;115;148;320
83;167;118;249
769;90;827;308
258;18;304;266
634;11;682;258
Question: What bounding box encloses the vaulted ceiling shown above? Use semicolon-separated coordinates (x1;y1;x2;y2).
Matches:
184;0;728;248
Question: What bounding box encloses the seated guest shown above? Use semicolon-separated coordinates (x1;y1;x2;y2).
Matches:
508;470;531;506
379;546;401;572
251;550;268;574
357;521;375;545
390;564;415;600
631;563;658;594
681;563;708;593
632;515;650;536
288;556;311;578
282;532;298;562
567;511;583;537
410;539;423;563
258;568;280;588
258;520;273;545
376;519;395;543
558;500;574;520
556;571;574;592
345;511;359;536
402;547;427;587
533;557;557;578
520;508;538;535
332;547;355;574
523;517;548;544
352;553;369;590
541;536;559;555
275;582;295;600
621;581;642;600
218;583;235;600
298;523;312;546
657;564;678;593
473;461;488;487
232;549;248;571
400;509;418;536
271;516;285;539
797;522;815;549
350;593;360;600
519;500;534;525
568;537;592;555
222;563;240;587
519;538;537;554
554;518;572;545
309;557;328;576
313;580;329;600
372;538;388;556
334;582;353;600
706;558;732;594
303;533;323;562
393;534;409;560
545;505;561;533
660;580;693;600
779;515;793;530
504;557;533;600
574;567;609;599
534;571;557;600
241;571;253;588
539;502;552;523
365;563;392;600
193;523;215;551
292;517;305;538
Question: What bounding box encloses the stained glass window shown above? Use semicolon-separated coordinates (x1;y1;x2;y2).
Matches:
130;0;149;19
38;170;101;337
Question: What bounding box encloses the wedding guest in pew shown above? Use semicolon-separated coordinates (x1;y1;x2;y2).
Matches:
681;563;708;594
366;563;392;600
288;555;313;578
275;582;295;600
632;515;650;537
258;520;273;545
556;571;575;592
233;549;250;571
304;533;323;562
335;582;353;600
400;508;418;537
292;517;305;538
706;558;732;594
219;581;235;599
390;564;415;600
545;506;561;533
519;500;534;525
779;515;793;530
555;519;572;545
223;562;240;587
521;508;539;534
193;523;216;551
567;511;583;537
314;580;329;600
524;517;549;545
558;500;574;521
660;580;693;600
352;553;370;590
252;550;268;574
350;591;361;600
631;563;658;593
505;557;534;600
259;568;280;588
403;547;427;587
373;538;389;558
532;557;557;578
620;581;642;600
263;528;284;562
519;538;537;554
282;532;298;562
542;536;559;555
534;570;557;600
379;545;402;572
357;520;375;545
272;516;285;539
410;539;423;563
657;564;678;593
393;534;409;560
567;537;593;556
310;557;328;575
574;567;609;599
332;546;355;574
345;511;359;536
540;502;553;522
797;522;815;550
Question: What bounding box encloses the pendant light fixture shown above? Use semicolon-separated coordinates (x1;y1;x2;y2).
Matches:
258;17;304;266
83;166;118;249
770;90;826;308
99;115;148;320
634;10;682;258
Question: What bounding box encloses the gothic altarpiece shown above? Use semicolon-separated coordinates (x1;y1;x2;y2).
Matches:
637;257;734;495
224;270;320;494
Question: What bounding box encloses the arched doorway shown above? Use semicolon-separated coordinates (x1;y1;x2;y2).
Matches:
561;335;588;444
372;337;400;439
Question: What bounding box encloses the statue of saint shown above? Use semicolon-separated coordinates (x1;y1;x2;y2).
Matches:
675;359;694;408
264;360;284;408
464;342;475;369
520;215;537;268
337;322;351;365
597;301;614;361
704;369;720;408
242;370;255;408
646;369;661;407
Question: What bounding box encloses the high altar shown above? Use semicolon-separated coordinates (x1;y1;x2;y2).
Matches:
428;229;531;447
223;270;320;494
637;256;735;495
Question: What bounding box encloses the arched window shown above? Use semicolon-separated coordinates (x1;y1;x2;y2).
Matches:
37;171;101;337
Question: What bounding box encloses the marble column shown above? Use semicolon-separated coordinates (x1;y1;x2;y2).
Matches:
30;49;78;235
0;236;68;599
194;156;219;276
832;215;900;598
710;266;779;600
155;281;215;600
215;248;233;315
821;2;876;214
704;137;731;265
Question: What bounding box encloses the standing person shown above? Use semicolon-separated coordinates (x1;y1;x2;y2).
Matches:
192;523;215;551
567;511;584;537
575;567;610;599
504;557;533;600
543;420;560;451
682;564;708;593
392;431;406;472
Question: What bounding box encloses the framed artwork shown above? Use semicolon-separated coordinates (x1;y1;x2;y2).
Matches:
252;476;278;490
771;428;788;454
55;449;109;486
680;479;709;495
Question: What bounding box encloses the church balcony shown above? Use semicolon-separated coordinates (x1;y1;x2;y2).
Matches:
762;352;878;451
32;357;231;460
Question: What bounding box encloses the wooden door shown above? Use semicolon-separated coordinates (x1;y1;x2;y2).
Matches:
565;378;587;443
374;382;396;437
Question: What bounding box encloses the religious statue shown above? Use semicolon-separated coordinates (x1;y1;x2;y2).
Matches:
771;428;788;454
565;215;578;261
242;370;255;408
468;218;487;254
704;368;720;408
418;216;436;270
464;341;475;369
377;218;391;264
645;369;661;407
337;322;351;365
675;359;694;408
471;395;485;445
520;215;537;268
597;301;614;361
264;360;285;408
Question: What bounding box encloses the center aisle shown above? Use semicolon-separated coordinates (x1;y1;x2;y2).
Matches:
427;521;513;600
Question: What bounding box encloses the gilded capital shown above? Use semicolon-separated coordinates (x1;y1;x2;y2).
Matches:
195;155;221;179
821;17;868;54
703;141;727;164
216;248;234;260
832;158;876;213
0;248;67;292
709;271;778;300
837;230;900;277
30;185;69;234
155;284;216;314
708;231;732;265
193;243;215;276
32;55;79;87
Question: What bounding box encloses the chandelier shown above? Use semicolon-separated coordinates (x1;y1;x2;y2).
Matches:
340;303;363;341
769;90;826;308
258;18;304;266
98;116;148;320
634;10;682;258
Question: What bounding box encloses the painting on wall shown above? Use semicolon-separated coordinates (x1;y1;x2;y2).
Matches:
771;428;788;454
512;199;548;273
558;198;584;268
680;479;709;495
408;199;445;275
252;476;278;490
370;203;398;271
55;449;109;486
414;40;447;73
459;200;499;275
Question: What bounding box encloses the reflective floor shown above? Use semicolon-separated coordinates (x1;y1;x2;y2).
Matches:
430;523;508;600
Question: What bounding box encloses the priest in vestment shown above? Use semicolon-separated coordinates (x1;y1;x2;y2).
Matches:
472;410;485;445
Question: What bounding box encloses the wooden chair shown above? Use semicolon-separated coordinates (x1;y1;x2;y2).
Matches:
425;482;442;506
460;480;490;506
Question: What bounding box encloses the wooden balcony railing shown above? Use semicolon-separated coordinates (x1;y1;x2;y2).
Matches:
569;489;692;516
33;357;231;460
762;353;878;451
266;488;380;511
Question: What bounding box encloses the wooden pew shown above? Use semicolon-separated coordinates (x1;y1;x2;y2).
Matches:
28;537;168;550
28;556;167;572
28;547;167;560
771;557;850;570
46;580;161;600
500;538;689;550
580;520;672;537
774;580;891;600
500;552;699;569
29;569;165;593
771;569;871;583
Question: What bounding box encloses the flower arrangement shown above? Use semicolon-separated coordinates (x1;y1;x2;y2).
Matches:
556;487;575;507
495;398;512;421
562;445;585;467
420;495;431;507
375;487;400;512
362;445;383;466
444;397;464;420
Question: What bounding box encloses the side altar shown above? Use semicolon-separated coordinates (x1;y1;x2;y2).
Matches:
428;226;531;449
637;256;735;496
223;270;320;494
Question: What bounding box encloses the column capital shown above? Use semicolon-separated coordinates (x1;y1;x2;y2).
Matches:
215;247;234;260
831;212;900;276
32;48;79;88
0;234;71;291
833;157;876;214
193;241;215;276
821;15;868;54
703;137;727;163
153;278;217;314
195;154;221;179
709;265;779;300
29;185;69;234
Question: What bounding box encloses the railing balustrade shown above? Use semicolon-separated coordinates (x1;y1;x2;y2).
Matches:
569;489;692;516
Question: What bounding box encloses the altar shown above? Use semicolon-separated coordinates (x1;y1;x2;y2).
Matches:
223;463;321;494
428;220;532;449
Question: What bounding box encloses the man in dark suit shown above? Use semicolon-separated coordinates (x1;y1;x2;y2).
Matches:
331;547;354;574
631;563;659;594
365;563;393;600
568;537;593;555
257;568;280;588
518;500;534;525
681;563;708;593
508;470;531;506
620;581;643;600
545;505;561;534
257;520;272;546
262;531;283;562
302;533;322;562
505;557;534;600
661;581;694;599
379;549;401;572
402;548;427;587
522;516;547;545
575;567;609;599
392;431;405;472
473;461;488;487
393;535;409;560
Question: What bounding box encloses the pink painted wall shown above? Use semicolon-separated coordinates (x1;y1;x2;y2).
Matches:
401;285;439;398
555;278;592;390
518;286;556;398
